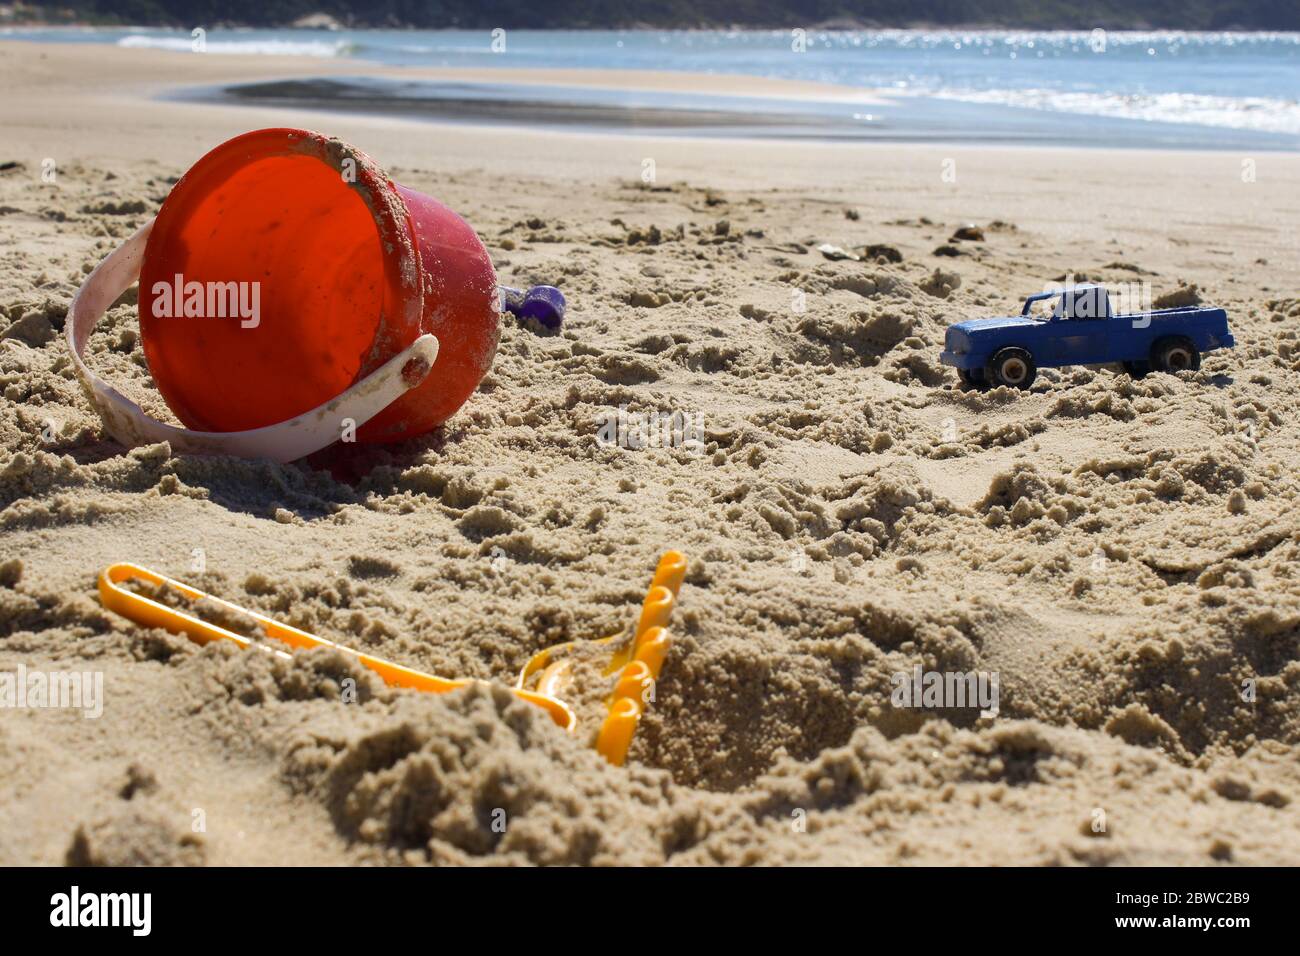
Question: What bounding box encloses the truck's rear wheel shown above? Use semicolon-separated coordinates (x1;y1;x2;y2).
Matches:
1122;360;1151;378
1152;336;1201;374
957;368;988;390
987;348;1036;390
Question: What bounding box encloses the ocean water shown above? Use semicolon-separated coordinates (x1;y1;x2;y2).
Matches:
6;26;1299;148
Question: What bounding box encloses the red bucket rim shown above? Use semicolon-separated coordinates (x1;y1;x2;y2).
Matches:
143;126;424;379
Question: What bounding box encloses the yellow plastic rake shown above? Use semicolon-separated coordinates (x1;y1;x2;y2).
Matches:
517;550;686;764
97;551;685;766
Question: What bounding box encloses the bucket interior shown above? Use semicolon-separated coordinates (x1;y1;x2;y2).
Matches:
140;137;410;433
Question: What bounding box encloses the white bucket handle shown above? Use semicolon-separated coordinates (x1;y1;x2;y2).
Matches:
66;220;439;464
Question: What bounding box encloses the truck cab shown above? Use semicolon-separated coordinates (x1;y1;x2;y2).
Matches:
1023;285;1113;366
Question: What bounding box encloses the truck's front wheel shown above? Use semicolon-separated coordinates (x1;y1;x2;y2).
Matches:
987;348;1036;390
1152;336;1201;374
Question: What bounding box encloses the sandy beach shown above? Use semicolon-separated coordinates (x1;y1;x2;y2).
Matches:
1;40;1298;866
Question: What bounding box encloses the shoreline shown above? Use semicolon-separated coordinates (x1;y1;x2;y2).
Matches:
2;41;1298;210
3;36;1297;152
197;75;1300;151
3;41;1299;217
0;38;890;103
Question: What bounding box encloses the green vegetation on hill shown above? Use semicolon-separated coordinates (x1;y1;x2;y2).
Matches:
21;0;1300;30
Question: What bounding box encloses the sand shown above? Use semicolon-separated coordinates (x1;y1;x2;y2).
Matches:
1;41;1299;866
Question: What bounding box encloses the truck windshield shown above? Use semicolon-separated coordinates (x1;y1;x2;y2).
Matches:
1021;287;1111;320
1021;291;1058;317
1021;290;1057;316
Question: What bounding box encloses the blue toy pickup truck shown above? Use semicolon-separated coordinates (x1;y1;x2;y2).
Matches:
939;285;1234;389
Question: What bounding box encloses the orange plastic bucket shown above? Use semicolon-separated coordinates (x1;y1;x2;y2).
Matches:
137;128;499;444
